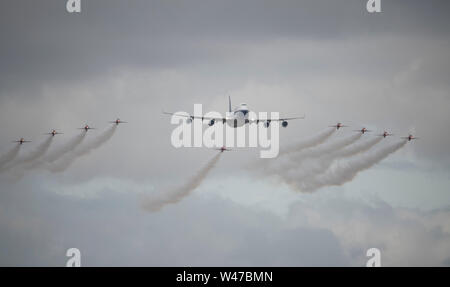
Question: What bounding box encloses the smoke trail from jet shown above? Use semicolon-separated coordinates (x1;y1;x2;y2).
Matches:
279;136;383;185
333;136;383;159
4;136;53;170
0;145;21;170
268;133;362;174
45;133;87;163
142;153;222;212
292;133;363;160
280;128;336;156
248;128;337;171
48;125;117;172
295;139;407;192
24;132;87;171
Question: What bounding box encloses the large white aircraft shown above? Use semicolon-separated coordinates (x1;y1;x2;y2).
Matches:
164;96;305;128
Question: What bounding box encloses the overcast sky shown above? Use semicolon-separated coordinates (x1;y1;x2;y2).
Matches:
1;0;450;266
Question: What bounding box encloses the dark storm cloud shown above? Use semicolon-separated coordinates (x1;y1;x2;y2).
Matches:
1;0;450;267
1;177;450;266
1;1;449;166
287;196;450;266
1;0;449;94
0;178;348;266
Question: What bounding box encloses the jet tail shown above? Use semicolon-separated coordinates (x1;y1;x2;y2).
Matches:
228;96;232;112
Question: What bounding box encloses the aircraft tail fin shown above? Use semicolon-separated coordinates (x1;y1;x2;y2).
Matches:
228;96;232;112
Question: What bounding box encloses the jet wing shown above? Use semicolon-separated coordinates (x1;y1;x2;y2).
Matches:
163;111;226;122
247;115;305;123
164;111;304;123
271;115;306;121
213;148;235;152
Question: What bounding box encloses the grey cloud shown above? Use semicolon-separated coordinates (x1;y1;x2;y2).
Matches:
1;176;450;266
1;0;450;266
1;0;450;92
0;178;348;266
287;196;450;266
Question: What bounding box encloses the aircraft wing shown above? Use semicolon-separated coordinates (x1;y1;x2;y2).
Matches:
163;111;226;122
272;115;306;121
247;115;305;123
164;111;304;123
213;148;235;152
251;115;305;122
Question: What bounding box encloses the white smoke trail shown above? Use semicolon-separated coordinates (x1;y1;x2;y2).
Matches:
292;133;363;161
48;125;117;172
280;136;383;185
3;134;86;180
33;132;87;167
142;153;222;212
280;128;336;156
0;145;21;171
333;136;383;159
250;128;338;172
2;136;53;171
267;133;363;174
296;140;407;192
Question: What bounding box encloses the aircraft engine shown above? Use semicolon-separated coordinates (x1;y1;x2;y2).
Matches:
208;119;215;126
264;120;271;128
282;121;288;128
